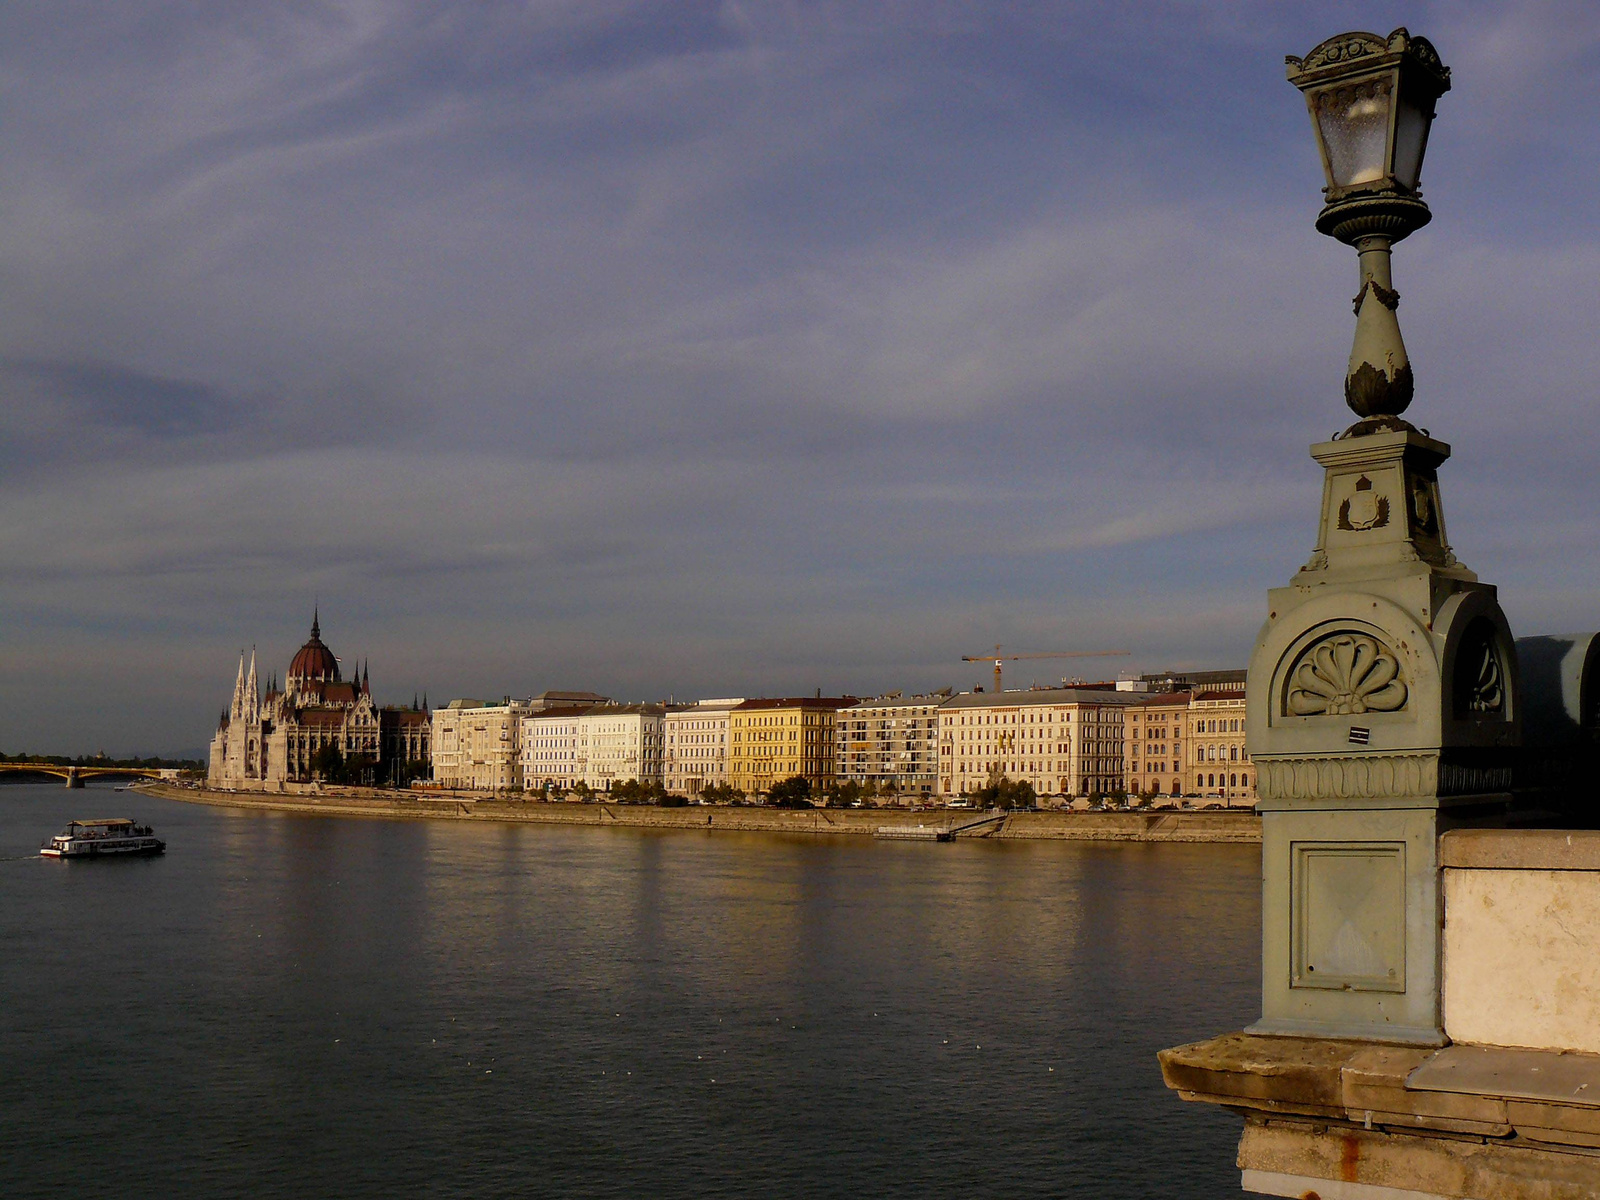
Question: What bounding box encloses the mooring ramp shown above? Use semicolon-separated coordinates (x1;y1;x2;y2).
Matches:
872;811;1009;842
946;811;1007;838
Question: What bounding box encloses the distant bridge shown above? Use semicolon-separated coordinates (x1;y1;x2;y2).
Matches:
0;763;179;788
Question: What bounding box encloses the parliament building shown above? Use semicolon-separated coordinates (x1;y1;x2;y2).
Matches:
207;613;430;789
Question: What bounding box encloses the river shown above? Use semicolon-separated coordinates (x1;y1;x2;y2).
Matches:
0;781;1260;1198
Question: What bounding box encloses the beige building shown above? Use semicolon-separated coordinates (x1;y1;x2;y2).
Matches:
431;698;531;790
1121;687;1257;805
663;699;741;797
1185;689;1254;806
728;698;853;795
835;692;947;797
1122;693;1191;798
937;688;1135;800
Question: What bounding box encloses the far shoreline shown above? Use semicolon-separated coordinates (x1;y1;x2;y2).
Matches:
135;782;1261;843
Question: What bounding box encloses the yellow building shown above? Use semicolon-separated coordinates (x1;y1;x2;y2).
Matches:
1122;688;1257;805
1186;689;1255;806
1122;692;1191;798
728;697;853;795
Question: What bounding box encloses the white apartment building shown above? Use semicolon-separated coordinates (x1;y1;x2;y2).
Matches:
835;692;948;796
517;703;668;793
663;699;740;797
520;705;592;792
431;698;532;790
937;688;1136;800
580;704;664;791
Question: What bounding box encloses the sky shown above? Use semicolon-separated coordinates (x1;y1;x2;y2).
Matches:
3;1;1600;757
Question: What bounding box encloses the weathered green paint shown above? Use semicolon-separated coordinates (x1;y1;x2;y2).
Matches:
1246;423;1519;1044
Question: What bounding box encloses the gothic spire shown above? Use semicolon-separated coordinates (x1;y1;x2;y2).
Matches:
231;652;246;719
311;605;321;641
245;648;260;721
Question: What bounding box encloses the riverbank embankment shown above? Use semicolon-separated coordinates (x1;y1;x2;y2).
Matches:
139;783;1260;842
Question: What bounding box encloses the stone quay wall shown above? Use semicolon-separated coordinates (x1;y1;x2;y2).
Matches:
141;783;1260;843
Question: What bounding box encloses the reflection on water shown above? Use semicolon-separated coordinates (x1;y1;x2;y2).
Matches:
0;783;1259;1199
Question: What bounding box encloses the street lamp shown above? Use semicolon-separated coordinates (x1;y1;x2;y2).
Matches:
1287;28;1450;423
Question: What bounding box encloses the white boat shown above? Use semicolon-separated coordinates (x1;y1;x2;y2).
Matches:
40;818;165;858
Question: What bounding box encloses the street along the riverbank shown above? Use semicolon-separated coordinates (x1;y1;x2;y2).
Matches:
140;783;1260;842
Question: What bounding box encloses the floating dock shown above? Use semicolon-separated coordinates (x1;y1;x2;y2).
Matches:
874;824;951;841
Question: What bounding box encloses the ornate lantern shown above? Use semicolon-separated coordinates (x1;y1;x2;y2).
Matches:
1287;29;1450;422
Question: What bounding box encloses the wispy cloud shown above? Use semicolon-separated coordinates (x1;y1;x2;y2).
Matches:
2;2;1599;753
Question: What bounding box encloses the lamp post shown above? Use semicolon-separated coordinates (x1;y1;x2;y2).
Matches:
1287;29;1450;424
1234;25;1517;1050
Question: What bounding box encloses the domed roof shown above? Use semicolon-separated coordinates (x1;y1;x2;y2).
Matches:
287;611;339;685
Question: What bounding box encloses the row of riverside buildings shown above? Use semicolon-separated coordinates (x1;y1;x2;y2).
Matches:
209;616;1256;805
430;677;1256;806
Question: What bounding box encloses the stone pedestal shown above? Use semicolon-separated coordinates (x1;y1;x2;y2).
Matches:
1246;425;1519;1045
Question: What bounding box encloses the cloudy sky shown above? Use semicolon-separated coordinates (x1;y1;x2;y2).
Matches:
3;1;1599;756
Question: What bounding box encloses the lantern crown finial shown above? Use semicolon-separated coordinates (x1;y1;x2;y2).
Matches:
1287;29;1450;93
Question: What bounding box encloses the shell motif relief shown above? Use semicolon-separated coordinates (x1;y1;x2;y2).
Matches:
1287;634;1409;717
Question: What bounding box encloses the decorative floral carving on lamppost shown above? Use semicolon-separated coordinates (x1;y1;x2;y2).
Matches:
1287;29;1450;425
1285;633;1409;716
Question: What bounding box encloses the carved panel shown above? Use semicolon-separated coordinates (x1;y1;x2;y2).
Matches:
1437;761;1513;797
1292;843;1406;993
1258;754;1437;802
1286;632;1409;716
1337;475;1390;531
1289;31;1389;74
1409;474;1439;538
1452;616;1507;721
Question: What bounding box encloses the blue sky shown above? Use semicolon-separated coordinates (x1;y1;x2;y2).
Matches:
3;2;1599;755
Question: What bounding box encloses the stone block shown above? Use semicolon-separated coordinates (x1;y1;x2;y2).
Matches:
1240;1116;1600;1200
1343;1046;1510;1135
1159;1033;1351;1111
1444;868;1600;1054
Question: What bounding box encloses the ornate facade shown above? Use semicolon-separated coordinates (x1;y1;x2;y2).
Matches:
937;688;1136;800
207;613;430;789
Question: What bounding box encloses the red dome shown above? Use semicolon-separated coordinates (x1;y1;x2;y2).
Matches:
287;613;339;684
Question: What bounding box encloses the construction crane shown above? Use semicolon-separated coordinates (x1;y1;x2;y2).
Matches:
960;646;1132;695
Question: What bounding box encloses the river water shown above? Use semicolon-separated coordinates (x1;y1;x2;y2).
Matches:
0;781;1259;1198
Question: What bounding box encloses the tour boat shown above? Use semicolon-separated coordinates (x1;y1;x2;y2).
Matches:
40;818;165;858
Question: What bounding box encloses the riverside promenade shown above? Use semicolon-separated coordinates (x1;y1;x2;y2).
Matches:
142;783;1260;843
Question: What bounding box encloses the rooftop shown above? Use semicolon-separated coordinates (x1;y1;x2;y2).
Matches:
940;688;1138;710
1124;692;1196;708
734;697;857;711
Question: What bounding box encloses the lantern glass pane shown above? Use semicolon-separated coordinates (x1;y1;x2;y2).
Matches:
1392;89;1430;191
1314;76;1393;189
